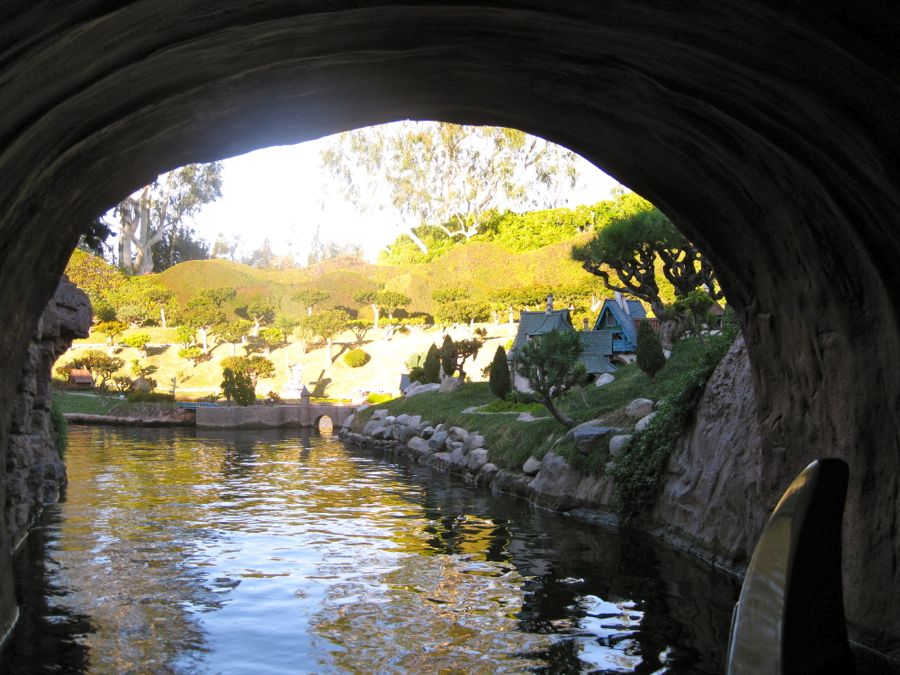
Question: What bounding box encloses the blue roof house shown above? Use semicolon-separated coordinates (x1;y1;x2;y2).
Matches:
508;308;616;393
591;293;647;355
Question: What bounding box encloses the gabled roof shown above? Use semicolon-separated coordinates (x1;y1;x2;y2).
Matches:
592;297;647;347
579;332;617;374
510;310;574;355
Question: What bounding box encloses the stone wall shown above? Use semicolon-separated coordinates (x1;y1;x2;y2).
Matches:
5;278;90;550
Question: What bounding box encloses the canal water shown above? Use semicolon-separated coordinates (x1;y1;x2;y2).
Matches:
1;426;739;674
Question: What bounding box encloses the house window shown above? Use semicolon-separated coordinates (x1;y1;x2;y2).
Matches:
604;313;618;328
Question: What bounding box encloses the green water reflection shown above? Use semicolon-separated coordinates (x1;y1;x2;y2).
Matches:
1;426;738;673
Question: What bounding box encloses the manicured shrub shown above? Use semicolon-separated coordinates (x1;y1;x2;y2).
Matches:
488;345;512;399
636;321;666;380
125;391;175;403
221;367;255;406
344;348;371;368
422;343;441;383
440;334;457;378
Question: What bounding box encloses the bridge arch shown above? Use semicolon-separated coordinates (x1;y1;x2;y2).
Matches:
1;2;899;657
315;415;335;434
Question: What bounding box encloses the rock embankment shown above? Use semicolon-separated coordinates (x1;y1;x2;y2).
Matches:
339;405;656;521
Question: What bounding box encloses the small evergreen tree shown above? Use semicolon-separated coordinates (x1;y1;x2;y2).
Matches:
440;334;457;379
221;367;255;406
515;330;586;427
489;345;512;399
636;320;666;380
422;343;441;383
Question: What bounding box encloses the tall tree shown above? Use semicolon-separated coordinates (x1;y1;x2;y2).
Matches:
113;162;222;275
572;194;722;316
152;223;210;271
321;122;579;253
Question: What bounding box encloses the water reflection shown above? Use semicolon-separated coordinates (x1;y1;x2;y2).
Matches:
1;427;738;673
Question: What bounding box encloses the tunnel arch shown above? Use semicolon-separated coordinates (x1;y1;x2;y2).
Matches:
2;1;900;658
315;415;335;434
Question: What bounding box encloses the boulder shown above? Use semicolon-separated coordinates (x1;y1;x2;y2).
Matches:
475;462;499;485
405;415;422;428
438;376;463;393
448;426;469;443
396;413;411;426
594;373;615;387
446;440;465;453
341;412;356;430
626;398;655;419
398;425;419;443
635;411;658;432
371;409;388;421
429;430;449;451
464;433;485;452
420;425;434;439
466;447;489;472
522;456;543;476
407;436;431;455
609;434;633;456
565;420;623;456
406;382;440;398
527;452;582;510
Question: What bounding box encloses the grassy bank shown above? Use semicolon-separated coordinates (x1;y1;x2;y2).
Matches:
355;334;734;474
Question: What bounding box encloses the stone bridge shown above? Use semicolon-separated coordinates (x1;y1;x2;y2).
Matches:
196;402;356;431
2;2;900;661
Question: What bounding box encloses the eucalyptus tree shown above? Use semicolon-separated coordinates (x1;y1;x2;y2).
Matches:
112;162;222;275
321;122;579;253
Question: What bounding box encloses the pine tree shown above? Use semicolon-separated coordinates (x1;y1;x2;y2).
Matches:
489;346;512;399
636;320;666;380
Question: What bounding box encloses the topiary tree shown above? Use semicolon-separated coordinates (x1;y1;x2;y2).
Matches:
440;334;457;379
220;355;275;388
94;320;128;354
344;348;371;368
636;320;666;380
299;308;349;363
63;349;125;388
221;367;255;406
422;343;441;383
293;288;331;316
489;345;512;399
123;332;152;357
515;329;586;427
178;345;207;367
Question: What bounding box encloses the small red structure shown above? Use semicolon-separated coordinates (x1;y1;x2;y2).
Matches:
67;368;94;389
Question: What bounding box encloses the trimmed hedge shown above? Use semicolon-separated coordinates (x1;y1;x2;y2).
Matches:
344;348;371;368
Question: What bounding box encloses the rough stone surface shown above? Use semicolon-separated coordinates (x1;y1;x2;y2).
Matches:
2;3;900;657
609;435;632;457
522;456;543;476
428;430;449;452
594;373;615;387
406;436;430;455
566;421;623;457
5;278;89;557
463;433;485;452
466;448;489;473
634;412;658;433
527;453;582;511
405;383;440;398
438;377;463;393
626;399;655;420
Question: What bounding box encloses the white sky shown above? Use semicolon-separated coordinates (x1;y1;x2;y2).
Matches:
187;133;622;263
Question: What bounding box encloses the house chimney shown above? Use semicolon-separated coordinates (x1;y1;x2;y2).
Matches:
546;293;554;313
582;317;589;330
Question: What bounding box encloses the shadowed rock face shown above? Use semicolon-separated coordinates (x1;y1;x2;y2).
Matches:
0;1;899;658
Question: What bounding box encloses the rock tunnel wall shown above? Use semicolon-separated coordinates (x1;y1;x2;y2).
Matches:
0;0;899;658
1;278;90;640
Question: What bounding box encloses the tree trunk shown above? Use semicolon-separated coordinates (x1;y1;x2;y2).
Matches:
199;327;209;353
404;227;429;254
371;304;380;330
326;337;333;363
307;306;313;316
160;306;167;329
541;397;574;427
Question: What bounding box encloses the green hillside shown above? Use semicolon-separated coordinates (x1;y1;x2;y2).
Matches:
146;237;601;319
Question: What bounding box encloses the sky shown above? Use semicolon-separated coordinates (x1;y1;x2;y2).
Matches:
187;130;623;264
